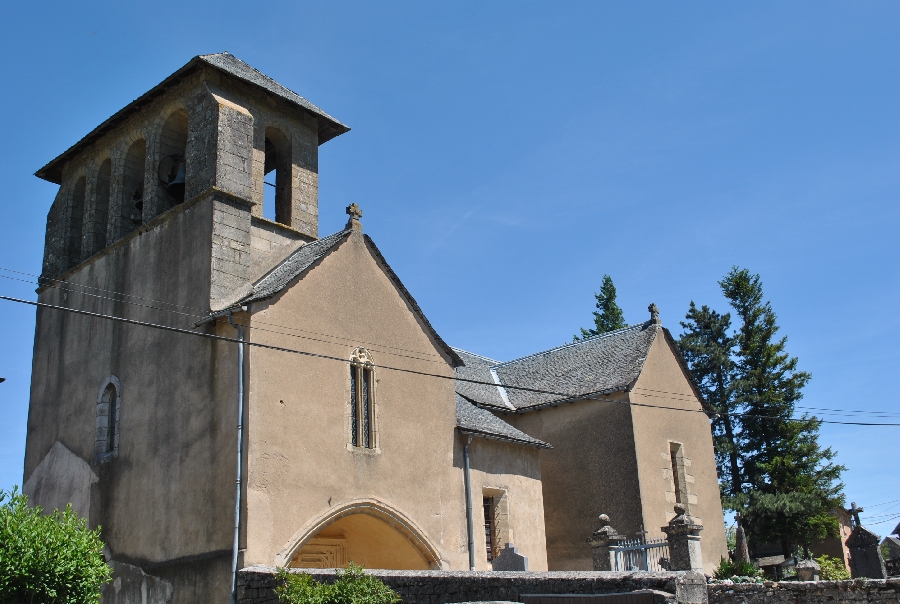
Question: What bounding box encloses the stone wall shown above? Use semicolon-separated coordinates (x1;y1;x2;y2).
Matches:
708;579;900;603
237;567;900;604
236;567;700;604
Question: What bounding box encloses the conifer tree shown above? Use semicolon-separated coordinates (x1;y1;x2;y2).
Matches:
678;268;845;558
720;267;844;557
575;275;627;340
677;302;743;497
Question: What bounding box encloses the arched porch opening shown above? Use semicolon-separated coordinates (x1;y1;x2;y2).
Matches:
277;499;444;571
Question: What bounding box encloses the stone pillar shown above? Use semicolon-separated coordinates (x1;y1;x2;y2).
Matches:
662;503;704;573
587;514;626;571
675;572;709;604
847;526;887;579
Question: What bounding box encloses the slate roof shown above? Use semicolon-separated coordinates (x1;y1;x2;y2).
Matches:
493;322;661;410
237;229;463;367
452;349;512;410
452;320;710;415
240;229;351;304
37;52;350;184
456;394;550;448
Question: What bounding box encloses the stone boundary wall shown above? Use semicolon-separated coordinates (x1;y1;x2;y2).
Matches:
708;578;900;603
237;567;695;604
238;567;900;604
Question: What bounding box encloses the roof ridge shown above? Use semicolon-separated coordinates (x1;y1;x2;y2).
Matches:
450;347;503;365
496;321;655;368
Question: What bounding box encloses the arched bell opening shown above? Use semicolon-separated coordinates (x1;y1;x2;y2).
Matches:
263;127;291;225
123;139;147;232
157;109;189;210
280;500;443;571
93;158;112;252
67;176;86;269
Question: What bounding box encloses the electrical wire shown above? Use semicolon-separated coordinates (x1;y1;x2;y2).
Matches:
3;293;900;427
0;267;450;363
631;386;900;418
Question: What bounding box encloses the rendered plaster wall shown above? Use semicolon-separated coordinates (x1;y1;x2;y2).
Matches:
505;395;643;571
25;195;237;604
629;332;728;575
243;230;469;570
465;436;549;571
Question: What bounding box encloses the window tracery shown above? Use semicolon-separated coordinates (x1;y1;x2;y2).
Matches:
349;348;376;449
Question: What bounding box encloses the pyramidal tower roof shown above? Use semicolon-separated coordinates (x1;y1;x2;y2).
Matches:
36;52;349;184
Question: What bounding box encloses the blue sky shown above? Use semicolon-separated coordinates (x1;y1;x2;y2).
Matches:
1;2;898;532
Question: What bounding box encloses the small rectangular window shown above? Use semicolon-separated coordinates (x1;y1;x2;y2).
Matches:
670;442;686;505
483;497;495;561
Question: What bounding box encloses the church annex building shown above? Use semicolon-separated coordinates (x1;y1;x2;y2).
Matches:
23;53;727;603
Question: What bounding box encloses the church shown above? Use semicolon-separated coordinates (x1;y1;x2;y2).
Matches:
22;53;727;603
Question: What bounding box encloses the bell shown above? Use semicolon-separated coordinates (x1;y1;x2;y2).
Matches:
166;159;185;203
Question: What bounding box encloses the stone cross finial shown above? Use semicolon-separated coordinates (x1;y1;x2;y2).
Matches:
850;502;864;528
346;203;363;232
649;303;661;324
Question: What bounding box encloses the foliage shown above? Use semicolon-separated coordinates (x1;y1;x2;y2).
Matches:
275;563;400;604
0;487;111;604
881;543;893;561
815;555;850;581
678;302;741;496
575;275;627;340
725;524;737;552
678;267;845;558
713;557;761;580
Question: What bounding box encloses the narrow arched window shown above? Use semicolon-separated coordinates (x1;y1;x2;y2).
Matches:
123;139;146;232
157;109;189;211
95;376;121;462
349;348;376;449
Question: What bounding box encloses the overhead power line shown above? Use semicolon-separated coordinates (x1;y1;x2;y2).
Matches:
3;293;900;428
0;268;449;364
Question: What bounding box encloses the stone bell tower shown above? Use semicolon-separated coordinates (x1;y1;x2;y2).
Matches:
25;54;348;603
34;52;349;309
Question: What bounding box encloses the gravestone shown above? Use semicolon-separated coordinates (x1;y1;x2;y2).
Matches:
491;543;528;571
796;558;820;581
846;525;887;579
734;513;750;564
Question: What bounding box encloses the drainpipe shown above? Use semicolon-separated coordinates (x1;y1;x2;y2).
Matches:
463;434;476;570
227;312;245;604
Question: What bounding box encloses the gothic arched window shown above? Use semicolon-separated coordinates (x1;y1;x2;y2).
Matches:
349;348;376;449
95;376;121;462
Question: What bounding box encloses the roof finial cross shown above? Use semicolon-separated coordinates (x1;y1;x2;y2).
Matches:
346;203;363;232
649;303;660;324
850;501;864;528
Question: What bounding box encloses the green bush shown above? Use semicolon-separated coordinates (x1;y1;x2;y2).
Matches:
275;563;400;604
0;487;111;604
713;557;761;580
815;555;850;581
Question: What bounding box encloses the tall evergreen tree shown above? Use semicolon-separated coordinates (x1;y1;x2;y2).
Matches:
720;267;844;557
677;302;743;497
575;275;627;340
678;268;845;558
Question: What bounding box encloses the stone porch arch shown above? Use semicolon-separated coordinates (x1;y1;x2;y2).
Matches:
274;498;447;570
